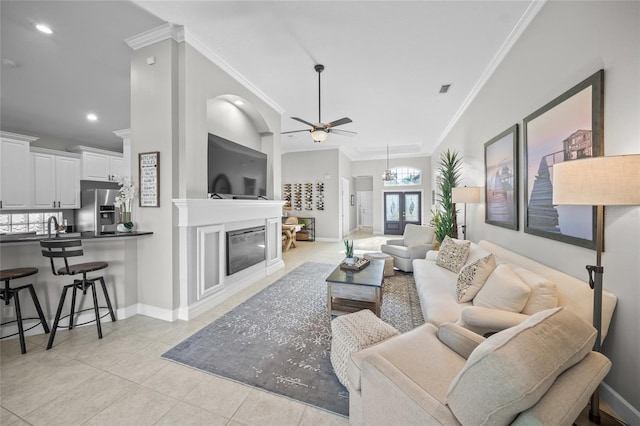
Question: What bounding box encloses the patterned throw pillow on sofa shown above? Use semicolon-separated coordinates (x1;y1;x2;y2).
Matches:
456;255;496;303
436;236;471;273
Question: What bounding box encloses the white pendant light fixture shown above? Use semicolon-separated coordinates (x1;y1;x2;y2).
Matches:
382;145;393;181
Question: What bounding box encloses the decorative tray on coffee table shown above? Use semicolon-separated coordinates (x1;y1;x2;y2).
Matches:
340;258;370;271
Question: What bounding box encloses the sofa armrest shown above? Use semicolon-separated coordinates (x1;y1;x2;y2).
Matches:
408;243;434;260
512;352;611;425
437;323;485;359
359;353;462;425
385;238;405;246
457;306;530;335
425;250;439;261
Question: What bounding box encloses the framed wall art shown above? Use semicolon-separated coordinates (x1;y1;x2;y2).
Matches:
485;124;518;230
523;69;604;249
139;151;160;207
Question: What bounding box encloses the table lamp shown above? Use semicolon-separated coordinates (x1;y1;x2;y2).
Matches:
552;154;640;423
452;186;481;240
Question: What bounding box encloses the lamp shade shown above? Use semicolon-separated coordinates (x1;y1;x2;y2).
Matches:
552;154;640;205
452;187;481;204
311;129;328;142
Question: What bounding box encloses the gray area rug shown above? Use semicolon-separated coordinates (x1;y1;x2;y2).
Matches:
162;262;424;417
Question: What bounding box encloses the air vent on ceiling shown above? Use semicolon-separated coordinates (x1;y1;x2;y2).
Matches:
439;84;451;94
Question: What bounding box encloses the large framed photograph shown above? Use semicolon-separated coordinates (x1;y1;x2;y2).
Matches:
485;124;518;230
523;70;604;249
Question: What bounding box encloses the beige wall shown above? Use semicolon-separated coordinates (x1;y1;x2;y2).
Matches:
431;1;640;419
282;149;341;240
131;38;282;316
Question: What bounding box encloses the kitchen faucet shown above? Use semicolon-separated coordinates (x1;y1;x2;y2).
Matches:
47;216;59;239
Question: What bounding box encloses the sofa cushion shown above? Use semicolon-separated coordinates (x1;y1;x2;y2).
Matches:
512;266;559;315
437;322;485;359
446;307;597;426
413;259;468;326
456;255;496;303
473;264;531;313
404;224;434;247
379;243;410;259
436;236;471;273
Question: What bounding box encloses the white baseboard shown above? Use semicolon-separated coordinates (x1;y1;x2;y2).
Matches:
601;381;639;425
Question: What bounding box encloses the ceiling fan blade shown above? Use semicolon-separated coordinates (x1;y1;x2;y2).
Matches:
331;129;357;137
326;117;352;128
291;117;316;127
281;129;310;135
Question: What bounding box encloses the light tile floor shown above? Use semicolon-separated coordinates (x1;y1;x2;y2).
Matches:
0;232;375;426
1;230;623;425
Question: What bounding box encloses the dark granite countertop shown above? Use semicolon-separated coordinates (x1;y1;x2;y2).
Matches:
0;231;153;244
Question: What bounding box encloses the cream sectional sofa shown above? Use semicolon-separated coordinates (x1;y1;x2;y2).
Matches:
345;239;617;425
413;239;617;339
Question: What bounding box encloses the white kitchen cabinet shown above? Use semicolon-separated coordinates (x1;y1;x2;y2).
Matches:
0;132;36;210
68;145;126;182
31;151;80;209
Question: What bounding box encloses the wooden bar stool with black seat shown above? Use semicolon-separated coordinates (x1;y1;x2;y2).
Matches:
0;268;50;354
40;239;116;350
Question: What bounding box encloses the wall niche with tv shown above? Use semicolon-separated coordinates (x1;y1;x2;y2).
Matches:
207;133;268;199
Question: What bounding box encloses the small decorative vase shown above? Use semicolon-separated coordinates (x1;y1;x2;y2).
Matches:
345;257;356;265
120;211;131;224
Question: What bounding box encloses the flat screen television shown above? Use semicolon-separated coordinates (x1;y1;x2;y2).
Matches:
207;133;267;198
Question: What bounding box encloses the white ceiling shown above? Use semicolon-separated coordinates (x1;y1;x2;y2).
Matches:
1;1;540;160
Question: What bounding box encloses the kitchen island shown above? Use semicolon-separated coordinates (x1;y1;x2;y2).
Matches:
0;231;153;338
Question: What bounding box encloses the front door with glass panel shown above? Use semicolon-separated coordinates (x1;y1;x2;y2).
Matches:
384;191;421;234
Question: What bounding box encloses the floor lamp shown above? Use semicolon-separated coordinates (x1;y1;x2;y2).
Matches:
553;154;640;423
452;186;481;240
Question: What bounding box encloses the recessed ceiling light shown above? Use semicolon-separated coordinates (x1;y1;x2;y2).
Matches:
86;113;98;122
234;100;244;106
35;24;53;35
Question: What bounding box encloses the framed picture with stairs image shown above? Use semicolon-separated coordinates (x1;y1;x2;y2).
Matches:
523;69;603;249
485;124;518;230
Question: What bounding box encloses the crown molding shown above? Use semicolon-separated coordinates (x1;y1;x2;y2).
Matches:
124;24;284;115
183;29;284;115
125;23;184;50
435;0;547;147
0;131;39;143
113;128;132;140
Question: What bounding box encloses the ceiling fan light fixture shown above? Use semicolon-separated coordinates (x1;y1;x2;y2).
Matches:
311;129;328;143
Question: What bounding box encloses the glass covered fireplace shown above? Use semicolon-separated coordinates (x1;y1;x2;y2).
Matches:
226;226;266;275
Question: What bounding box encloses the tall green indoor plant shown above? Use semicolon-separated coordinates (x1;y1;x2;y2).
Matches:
434;149;462;243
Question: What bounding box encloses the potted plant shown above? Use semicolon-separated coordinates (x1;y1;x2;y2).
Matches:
434;149;462;243
344;240;356;265
114;176;135;232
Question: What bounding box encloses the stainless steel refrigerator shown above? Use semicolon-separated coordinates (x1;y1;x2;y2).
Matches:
76;189;119;234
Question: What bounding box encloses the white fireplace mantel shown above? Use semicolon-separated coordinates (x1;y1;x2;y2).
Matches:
173;198;286;227
172;198;286;320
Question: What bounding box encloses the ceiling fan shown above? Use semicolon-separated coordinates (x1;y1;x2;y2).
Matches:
282;64;356;143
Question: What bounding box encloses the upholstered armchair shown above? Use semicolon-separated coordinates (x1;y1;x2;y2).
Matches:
381;224;435;272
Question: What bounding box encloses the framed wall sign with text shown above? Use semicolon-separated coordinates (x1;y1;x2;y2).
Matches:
139;151;160;207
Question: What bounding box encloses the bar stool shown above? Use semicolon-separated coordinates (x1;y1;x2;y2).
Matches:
40;239;116;350
0;268;50;354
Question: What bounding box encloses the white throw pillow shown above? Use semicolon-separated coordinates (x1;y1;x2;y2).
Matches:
512;266;559;315
456;255;496;303
473;264;531;312
436;236;471;273
446;307;597;426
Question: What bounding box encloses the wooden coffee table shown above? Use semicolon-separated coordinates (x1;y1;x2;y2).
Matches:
326;259;384;317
